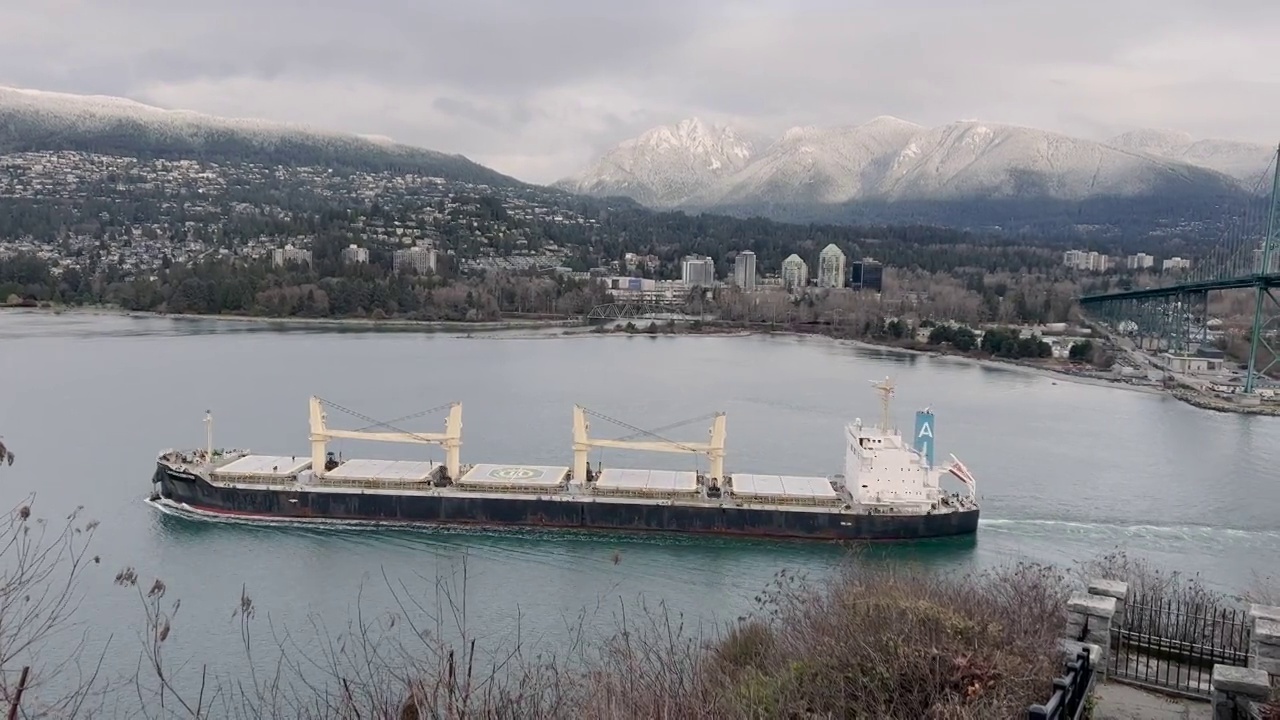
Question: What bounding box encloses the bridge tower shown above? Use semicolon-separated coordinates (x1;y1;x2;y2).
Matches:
1245;146;1280;393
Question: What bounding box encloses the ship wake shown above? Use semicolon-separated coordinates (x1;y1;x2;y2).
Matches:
980;517;1280;544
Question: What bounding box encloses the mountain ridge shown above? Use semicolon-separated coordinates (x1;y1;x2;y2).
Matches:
558;117;756;207
559;117;1273;215
1;85;1271;238
0;85;524;187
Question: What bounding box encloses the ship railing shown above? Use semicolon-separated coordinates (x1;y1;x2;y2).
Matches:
455;481;569;494
209;474;292;486
730;493;845;508
308;477;435;492
589;487;702;500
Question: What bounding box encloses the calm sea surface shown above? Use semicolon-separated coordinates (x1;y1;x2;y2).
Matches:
1;310;1277;697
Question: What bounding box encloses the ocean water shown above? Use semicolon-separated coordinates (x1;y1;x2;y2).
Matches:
1;310;1276;705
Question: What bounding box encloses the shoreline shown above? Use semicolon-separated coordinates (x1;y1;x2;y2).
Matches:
738;329;1168;395
2;305;1247;402
7;304;580;333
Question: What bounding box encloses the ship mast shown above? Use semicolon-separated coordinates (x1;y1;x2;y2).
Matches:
204;409;213;458
871;376;895;432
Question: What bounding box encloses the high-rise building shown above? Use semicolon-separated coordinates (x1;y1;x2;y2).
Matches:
1063;249;1111;272
271;244;312;267
1162;257;1191;272
781;254;809;291
341;244;369;264
817;243;847;288
1126;253;1154;270
393;242;438;275
733;251;757;291
681;255;716;286
849;258;883;293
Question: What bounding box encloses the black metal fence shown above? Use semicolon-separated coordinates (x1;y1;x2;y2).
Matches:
1027;648;1095;720
1109;590;1253;697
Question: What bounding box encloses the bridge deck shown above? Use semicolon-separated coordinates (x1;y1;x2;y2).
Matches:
1079;273;1280;304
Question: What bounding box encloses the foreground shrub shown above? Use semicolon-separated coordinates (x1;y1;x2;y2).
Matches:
696;561;1069;719
110;558;1072;719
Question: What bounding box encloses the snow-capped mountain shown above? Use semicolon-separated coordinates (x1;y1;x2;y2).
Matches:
1107;129;1274;186
553;118;755;207
875;121;1236;201
560;117;1255;211
691;116;923;206
0;86;519;187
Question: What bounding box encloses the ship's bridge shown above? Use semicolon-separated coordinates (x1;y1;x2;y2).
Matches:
848;422;909;451
843;378;940;511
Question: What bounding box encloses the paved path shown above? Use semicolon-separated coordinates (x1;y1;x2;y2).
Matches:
1092;682;1211;720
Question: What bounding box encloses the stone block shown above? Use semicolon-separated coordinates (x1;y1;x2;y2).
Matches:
1254;617;1280;648
1087;578;1129;601
1065;614;1086;634
1057;639;1103;665
1211;665;1272;699
1253;652;1280;676
1248;603;1280;625
1067;592;1117;619
1065;618;1106;645
1210;693;1235;720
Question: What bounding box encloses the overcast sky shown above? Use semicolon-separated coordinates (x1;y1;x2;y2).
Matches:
2;0;1277;184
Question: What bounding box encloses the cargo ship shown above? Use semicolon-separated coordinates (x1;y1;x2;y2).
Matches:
150;377;980;541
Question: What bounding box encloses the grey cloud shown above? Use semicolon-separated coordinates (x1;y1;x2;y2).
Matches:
4;0;713;94
0;0;1277;183
432;96;536;130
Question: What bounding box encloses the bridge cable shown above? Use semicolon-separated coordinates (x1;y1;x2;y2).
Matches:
1194;155;1276;285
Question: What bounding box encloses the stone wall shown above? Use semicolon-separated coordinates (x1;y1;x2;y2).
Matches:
1248;603;1280;677
1065;578;1127;679
1210;602;1279;719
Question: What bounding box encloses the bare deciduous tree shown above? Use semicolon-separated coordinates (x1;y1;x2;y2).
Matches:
0;497;109;718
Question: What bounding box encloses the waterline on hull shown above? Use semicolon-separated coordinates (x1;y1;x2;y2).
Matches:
145;496;973;545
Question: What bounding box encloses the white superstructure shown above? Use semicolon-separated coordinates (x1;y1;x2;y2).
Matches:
843;377;977;512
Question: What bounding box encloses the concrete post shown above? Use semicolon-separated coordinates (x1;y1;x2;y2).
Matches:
1248;604;1280;678
1210;665;1272;720
1088;579;1129;629
1066;589;1117;678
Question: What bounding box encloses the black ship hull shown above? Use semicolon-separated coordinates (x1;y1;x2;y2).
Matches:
153;465;980;541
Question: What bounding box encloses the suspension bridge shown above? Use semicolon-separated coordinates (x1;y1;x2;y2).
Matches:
1079;145;1280;395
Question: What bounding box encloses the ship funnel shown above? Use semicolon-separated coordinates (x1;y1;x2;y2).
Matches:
913;410;935;468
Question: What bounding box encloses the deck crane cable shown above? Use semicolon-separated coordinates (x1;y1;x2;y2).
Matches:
612;412;721;443
316;398;459;452
580;407;715;475
351;402;459;433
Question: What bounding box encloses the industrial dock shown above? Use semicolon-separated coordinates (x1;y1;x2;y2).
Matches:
152;378;980;541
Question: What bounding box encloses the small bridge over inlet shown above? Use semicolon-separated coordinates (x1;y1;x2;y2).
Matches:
586;292;689;323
